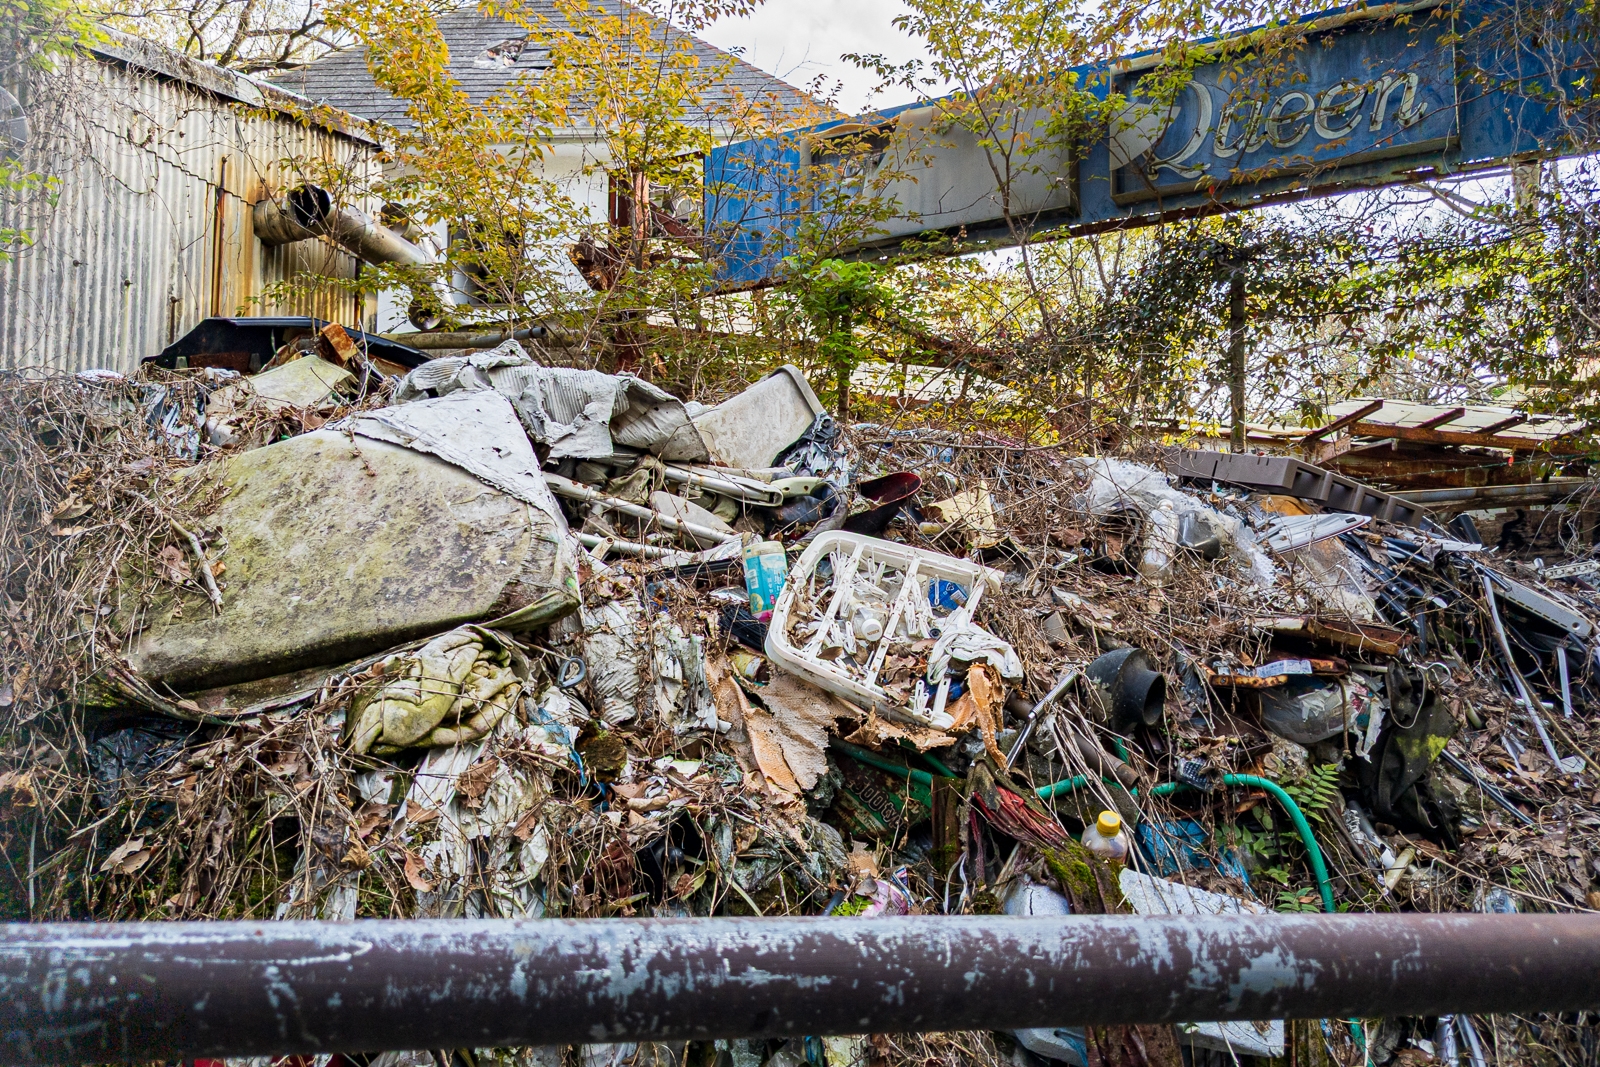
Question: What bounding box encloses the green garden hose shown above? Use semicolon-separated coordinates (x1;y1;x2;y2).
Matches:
834;740;935;788
1036;771;1336;914
833;740;1335;914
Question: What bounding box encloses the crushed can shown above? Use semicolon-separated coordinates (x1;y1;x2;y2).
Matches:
743;540;788;618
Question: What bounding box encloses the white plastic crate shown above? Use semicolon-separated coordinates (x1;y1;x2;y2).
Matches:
764;531;1004;726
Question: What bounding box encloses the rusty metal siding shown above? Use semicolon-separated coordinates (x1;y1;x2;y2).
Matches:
0;46;379;374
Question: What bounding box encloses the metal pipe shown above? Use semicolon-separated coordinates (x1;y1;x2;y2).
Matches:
1457;1014;1490;1067
290;185;431;267
375;326;561;351
252;185;450;329
1557;645;1574;718
253;186;434;266
1008;668;1083;771
1479;570;1569;770
251;194;318;246
1439;748;1536;827
545;473;741;546
576;531;694;561
3;914;1600;1066
660;465;785;506
1004;707;1036;768
322;204;433;268
1393;479;1591;510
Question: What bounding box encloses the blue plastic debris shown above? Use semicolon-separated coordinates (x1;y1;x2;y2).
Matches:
928;579;968;611
1137;818;1251;884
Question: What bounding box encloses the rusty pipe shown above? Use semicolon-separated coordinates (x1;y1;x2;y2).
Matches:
253;185;449;329
254;185;434;268
375;326;553;351
3;914;1600;1065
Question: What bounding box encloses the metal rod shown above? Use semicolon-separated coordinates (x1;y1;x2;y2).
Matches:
1557;645;1574;719
575;532;683;561
660;465;785;506
4;915;1600;1065
1393;479;1591;509
544;473;740;546
1479;570;1567;769
1439;748;1535;826
1008;668;1081;769
1004;709;1036;768
1457;1014;1490;1067
376;326;574;351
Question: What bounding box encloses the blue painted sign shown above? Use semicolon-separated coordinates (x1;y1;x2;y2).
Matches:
1108;17;1458;202
704;0;1595;287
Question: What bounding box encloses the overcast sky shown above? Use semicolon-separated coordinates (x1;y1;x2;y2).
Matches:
695;0;928;114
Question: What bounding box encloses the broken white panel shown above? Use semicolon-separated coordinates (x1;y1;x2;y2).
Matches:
1119;870;1285;1058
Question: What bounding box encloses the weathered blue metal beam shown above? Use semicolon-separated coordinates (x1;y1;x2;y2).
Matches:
2;914;1599;1065
705;0;1597;285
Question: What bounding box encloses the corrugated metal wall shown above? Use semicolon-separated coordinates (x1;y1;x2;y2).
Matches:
0;45;380;374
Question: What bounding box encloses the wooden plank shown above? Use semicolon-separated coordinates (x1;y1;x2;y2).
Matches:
1477;413;1530;435
1346;419;1567;451
1305;434;1357;464
1413;407;1466;429
1299;399;1384;443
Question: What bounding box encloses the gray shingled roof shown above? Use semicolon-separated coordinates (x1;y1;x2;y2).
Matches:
270;0;832;131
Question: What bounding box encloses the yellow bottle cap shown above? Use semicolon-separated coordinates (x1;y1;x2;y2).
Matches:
1096;810;1122;837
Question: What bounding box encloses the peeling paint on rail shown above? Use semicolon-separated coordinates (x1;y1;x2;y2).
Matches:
1;915;1598;1065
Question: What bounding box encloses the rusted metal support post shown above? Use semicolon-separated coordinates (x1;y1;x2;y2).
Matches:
2;914;1598;1066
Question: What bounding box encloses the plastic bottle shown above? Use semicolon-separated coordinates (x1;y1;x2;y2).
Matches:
742;540;788;617
1081;810;1130;864
851;605;885;642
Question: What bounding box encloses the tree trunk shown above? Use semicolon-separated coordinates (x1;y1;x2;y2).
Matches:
631;170;650;271
1228;268;1247;453
834;311;853;423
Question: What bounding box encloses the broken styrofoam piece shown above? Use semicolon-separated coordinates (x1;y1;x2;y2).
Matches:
235;355;353;409
1118;865;1268;917
204;356;354;445
1119;870;1284;1058
1002;877;1073;916
691;365;824;469
128;415;579;692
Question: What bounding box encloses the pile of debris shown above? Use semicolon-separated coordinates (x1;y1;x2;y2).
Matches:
3;329;1599;1067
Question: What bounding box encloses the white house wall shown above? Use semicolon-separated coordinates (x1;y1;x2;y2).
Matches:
372;139;611;333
